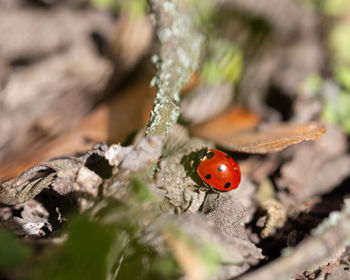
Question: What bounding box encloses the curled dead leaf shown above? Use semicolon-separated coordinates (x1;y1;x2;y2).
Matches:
191;106;260;137
194;117;326;154
226;122;326;154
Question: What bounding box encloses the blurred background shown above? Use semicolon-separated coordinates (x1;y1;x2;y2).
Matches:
0;0;349;178
1;0;350;279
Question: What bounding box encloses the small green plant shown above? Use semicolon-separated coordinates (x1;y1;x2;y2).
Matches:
91;0;147;16
29;177;180;280
201;40;243;85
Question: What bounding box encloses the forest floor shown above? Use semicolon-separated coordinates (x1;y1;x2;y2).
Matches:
1;1;350;280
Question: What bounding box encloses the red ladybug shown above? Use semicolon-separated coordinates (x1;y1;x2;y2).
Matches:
197;149;241;192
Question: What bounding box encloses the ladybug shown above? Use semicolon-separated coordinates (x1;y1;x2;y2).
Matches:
197;149;241;192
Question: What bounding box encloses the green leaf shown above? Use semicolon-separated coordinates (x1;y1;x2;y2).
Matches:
0;230;30;270
150;257;179;279
31;215;115;280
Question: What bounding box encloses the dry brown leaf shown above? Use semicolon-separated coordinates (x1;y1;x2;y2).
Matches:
194;118;326;154
191;106;261;138
0;75;154;181
228;122;326;153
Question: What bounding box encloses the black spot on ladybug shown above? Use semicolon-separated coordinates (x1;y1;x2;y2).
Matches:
225;155;230;159
224;182;231;189
206;152;214;159
205;174;211;179
217;164;226;172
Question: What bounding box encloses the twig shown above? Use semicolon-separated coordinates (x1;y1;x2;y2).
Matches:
145;0;205;137
238;199;350;280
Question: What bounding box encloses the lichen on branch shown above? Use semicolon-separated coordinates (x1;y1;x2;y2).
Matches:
145;0;205;137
